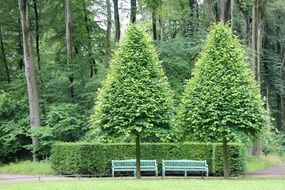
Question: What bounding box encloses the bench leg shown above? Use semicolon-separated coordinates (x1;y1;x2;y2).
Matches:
156;169;158;177
112;170;114;177
184;171;187;177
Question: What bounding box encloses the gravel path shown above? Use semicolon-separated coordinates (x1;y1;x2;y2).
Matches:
1;163;285;183
246;163;285;178
0;174;70;183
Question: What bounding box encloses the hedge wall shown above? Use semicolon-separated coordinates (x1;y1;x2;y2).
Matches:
50;143;245;176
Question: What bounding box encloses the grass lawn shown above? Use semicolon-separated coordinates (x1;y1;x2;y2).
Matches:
245;154;285;172
0;160;54;175
0;179;285;190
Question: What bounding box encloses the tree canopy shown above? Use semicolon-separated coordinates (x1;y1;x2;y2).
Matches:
90;24;173;142
177;24;266;142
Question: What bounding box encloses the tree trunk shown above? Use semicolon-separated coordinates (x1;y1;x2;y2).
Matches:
244;16;251;46
19;0;41;162
152;11;157;40
276;94;283;131
276;15;284;132
251;0;268;156
158;14;163;41
205;0;216;23
135;133;141;179
263;35;270;129
130;0;136;23
251;135;262;155
83;0;97;77
106;0;111;61
219;0;232;24
17;23;24;70
236;0;251;46
252;0;258;79
113;0;120;42
0;27;11;83
189;0;195;36
65;0;74;99
222;137;229;178
219;0;225;23
32;0;43;84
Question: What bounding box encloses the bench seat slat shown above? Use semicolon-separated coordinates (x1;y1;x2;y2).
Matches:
112;159;158;177
162;160;209;177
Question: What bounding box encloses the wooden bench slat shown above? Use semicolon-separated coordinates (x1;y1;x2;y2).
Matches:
112;159;158;177
162;159;209;177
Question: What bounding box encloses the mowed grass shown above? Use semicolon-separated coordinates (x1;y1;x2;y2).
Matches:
245;154;285;172
0;161;55;175
1;179;285;190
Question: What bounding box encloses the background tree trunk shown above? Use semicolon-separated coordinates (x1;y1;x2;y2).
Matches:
152;11;157;40
130;0;136;23
205;0;216;23
0;27;11;83
113;0;120;42
32;0;43;84
18;0;41;162
135;133;141;179
189;0;195;36
65;0;74;99
158;14;163;41
17;22;24;70
219;0;232;24
83;0;97;77
106;0;111;61
251;0;268;156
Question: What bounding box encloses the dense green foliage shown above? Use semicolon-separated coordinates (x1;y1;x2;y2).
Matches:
0;91;30;162
50;142;245;176
90;25;173;142
1;0;285;163
0;160;54;175
177;24;266;142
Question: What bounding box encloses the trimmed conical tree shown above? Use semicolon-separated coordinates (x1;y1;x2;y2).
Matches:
177;24;266;178
91;24;173;178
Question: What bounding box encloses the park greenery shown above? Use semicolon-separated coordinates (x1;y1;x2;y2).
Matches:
90;24;173;177
1;179;285;190
177;24;266;177
0;0;285;184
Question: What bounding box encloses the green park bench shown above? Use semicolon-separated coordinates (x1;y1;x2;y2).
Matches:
111;159;158;177
162;160;209;177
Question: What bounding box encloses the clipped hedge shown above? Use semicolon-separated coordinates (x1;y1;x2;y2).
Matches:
50;143;245;176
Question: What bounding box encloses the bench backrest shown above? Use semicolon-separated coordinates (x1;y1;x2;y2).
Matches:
112;160;157;168
162;160;207;167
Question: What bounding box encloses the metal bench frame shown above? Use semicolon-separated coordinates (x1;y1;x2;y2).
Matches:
112;159;158;177
162;159;209;177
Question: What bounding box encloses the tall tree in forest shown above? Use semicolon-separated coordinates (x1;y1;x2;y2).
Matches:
0;27;10;83
113;0;120;42
236;0;251;46
83;0;97;77
219;0;233;24
32;0;43;84
144;0;162;40
18;0;41;162
91;25;173;179
251;0;268;156
106;0;112;59
130;0;137;23
177;24;266;178
188;0;196;36
65;0;74;99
